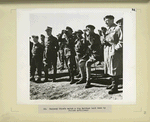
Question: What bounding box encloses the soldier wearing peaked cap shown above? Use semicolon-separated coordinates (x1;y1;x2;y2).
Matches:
57;26;76;84
76;25;103;87
30;35;43;82
103;15;123;94
43;26;59;82
74;29;86;78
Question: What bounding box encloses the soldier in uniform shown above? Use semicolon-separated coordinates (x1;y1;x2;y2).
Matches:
40;34;45;47
103;15;123;94
58;26;76;84
40;34;45;71
76;25;103;88
43;27;59;82
74;30;84;78
30;36;43;82
57;33;65;70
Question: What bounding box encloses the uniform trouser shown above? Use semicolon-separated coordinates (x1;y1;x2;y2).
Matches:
79;55;97;81
44;55;57;80
58;49;64;68
75;54;82;75
30;56;42;78
65;55;75;81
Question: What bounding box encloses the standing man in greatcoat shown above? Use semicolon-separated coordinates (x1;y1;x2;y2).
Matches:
103;15;123;94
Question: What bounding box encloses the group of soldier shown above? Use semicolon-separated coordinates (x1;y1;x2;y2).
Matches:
30;15;123;94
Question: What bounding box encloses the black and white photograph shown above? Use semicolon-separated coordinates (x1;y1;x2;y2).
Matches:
17;8;136;104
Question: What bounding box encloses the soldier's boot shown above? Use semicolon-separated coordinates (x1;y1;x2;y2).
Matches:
108;80;118;94
52;75;56;82
36;76;41;82
43;73;48;82
85;79;91;88
70;78;76;84
106;81;115;89
70;73;76;84
43;66;49;82
76;73;81;78
30;76;35;82
76;78;86;84
52;66;57;82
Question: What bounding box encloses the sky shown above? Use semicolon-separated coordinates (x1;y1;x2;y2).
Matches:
30;10;123;40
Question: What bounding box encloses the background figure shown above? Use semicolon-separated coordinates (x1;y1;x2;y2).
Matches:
30;36;43;82
98;27;107;65
76;25;103;88
103;15;123;94
43;26;59;82
57;33;65;70
116;18;123;32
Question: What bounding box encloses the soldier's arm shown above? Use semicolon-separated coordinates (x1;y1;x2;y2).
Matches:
55;38;59;52
115;27;123;50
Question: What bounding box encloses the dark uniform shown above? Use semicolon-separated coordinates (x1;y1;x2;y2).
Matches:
74;30;88;77
30;40;33;65
58;28;76;84
77;25;103;88
30;38;43;81
40;34;46;71
57;34;65;70
43;35;59;82
64;35;76;83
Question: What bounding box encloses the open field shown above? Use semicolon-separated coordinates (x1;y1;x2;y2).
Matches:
30;62;123;100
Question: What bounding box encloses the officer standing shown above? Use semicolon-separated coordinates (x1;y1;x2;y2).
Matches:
103;15;123;94
30;36;43;82
76;25;103;88
58;26;76;84
43;27;59;82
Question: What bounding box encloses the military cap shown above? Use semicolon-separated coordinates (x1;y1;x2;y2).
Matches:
40;34;45;37
45;26;52;31
116;18;123;24
83;29;88;32
56;33;61;37
101;27;107;31
75;30;83;34
86;25;95;30
32;35;38;39
66;26;73;32
104;15;115;20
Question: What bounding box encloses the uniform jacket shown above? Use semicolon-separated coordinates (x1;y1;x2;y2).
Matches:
86;33;103;60
43;35;59;64
75;37;88;59
58;34;75;58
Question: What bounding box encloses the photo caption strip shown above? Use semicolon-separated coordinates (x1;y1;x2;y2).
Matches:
39;105;112;113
